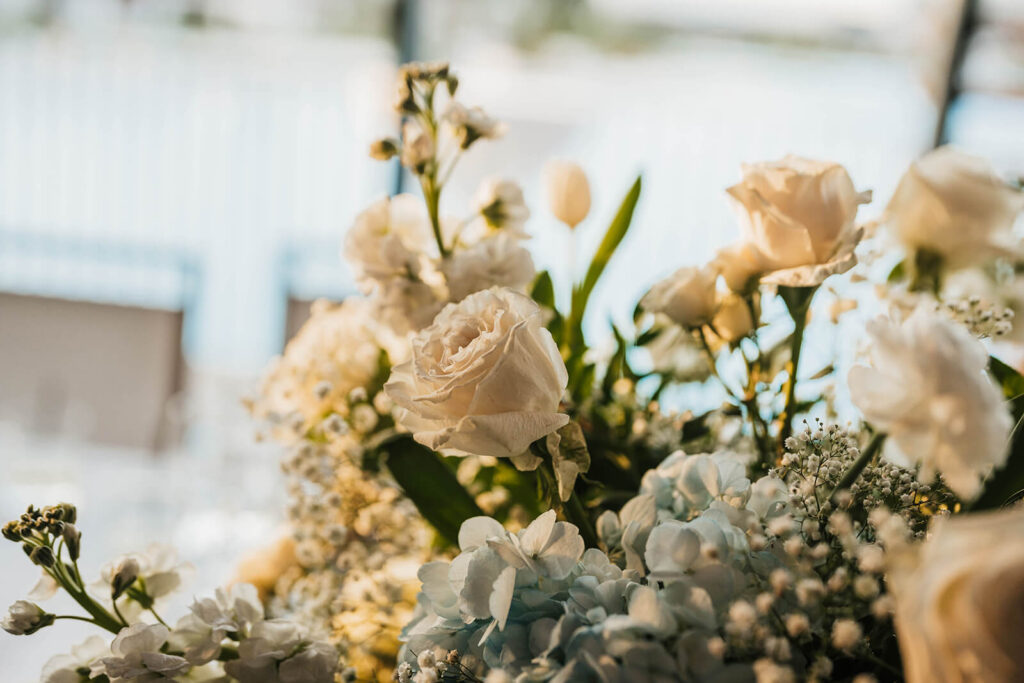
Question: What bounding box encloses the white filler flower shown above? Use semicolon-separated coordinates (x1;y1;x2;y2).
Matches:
848;309;1012;499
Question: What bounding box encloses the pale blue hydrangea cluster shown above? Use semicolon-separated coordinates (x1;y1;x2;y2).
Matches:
397;451;794;682
397;441;913;682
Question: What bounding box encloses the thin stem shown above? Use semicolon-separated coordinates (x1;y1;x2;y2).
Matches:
564;489;599;549
54;615;100;625
696;327;742;404
830;433;887;505
111;595;129;627
778;286;817;454
148;607;169;628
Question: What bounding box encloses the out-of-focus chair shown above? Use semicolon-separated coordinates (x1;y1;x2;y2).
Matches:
0;231;199;450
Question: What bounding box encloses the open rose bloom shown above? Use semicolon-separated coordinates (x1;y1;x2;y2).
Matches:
726;155;872;287
385;287;569;460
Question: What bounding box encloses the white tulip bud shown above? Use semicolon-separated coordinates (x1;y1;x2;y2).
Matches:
543;160;591;229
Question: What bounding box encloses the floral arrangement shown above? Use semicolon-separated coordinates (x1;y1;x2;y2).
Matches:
6;61;1024;683
1;503;338;682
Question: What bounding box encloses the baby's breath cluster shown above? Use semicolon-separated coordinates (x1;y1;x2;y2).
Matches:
939;295;1014;338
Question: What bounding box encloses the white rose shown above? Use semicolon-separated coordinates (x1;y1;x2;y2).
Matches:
726;155;870;286
472;178;530;235
543;160;591;229
640;265;718;328
885;146;1023;269
443;233;536;302
343;194;434;287
848;309;1012;499
711;293;755;343
888;506;1024;683
384;287;569;459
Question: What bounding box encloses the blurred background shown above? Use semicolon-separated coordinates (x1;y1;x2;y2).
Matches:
1;0;1022;677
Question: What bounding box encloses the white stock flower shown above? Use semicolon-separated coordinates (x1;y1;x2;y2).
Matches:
444;103;505;149
885;146;1023;269
344;194;434;286
41;636;109;683
169;583;265;665
542;160;591;229
726;155;870;287
848;309;1012;499
641;266;718;328
401;119;435;171
385;287;568;459
443;233;536;302
224;620;337;683
888;506;1024;683
1;600;51;635
473;178;530;235
90;623;190;681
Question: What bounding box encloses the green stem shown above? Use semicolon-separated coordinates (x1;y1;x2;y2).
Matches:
564;489;599;549
54;615;100;625
830;432;887;504
422;175;446;258
778;285;817;454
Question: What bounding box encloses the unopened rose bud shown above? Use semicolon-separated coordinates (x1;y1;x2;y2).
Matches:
111;558;140;599
543;160;591;229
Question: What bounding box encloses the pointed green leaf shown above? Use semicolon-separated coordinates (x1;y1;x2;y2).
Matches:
383;436;484;546
565;175;642;354
530;270;556;310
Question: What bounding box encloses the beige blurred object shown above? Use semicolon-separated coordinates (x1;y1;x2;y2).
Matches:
234;536;297;602
0;293;184;449
889;506;1024;683
543;160;591;229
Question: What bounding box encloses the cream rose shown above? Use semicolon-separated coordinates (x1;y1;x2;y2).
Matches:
640;265;718;328
711;293;755;343
713;242;763;293
727;155;870;287
886;146;1023;269
889;506;1024;683
848;308;1012;499
384;287;569;458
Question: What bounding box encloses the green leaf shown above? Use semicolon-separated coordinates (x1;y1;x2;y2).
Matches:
971;393;1024;511
602;323;632;396
634;325;662;347
566;175;642;353
989;355;1024;400
530;270;556;310
887;259;906;283
383;436;484;546
972;359;1024;511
